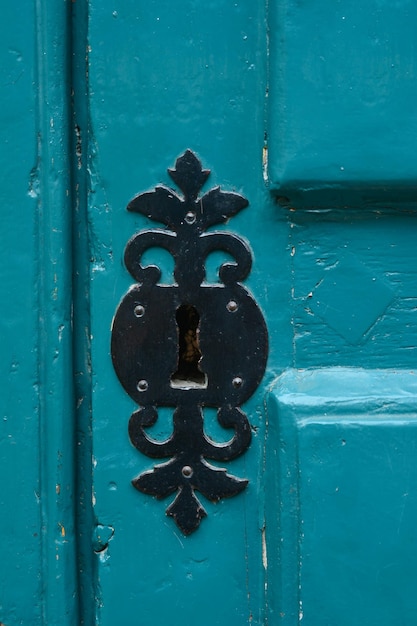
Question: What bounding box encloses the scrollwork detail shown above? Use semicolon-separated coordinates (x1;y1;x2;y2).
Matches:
111;150;268;534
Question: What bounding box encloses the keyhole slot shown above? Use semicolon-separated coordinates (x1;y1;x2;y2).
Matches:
170;304;208;389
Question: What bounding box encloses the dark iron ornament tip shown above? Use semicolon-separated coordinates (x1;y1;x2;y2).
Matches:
111;150;268;535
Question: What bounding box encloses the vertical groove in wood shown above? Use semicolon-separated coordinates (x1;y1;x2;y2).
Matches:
34;0;79;623
71;0;97;623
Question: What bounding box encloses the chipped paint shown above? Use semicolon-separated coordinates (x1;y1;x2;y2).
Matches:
262;527;268;570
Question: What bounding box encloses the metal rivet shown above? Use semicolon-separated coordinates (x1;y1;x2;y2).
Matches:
134;304;145;317
185;211;196;224
232;377;243;388
227;300;238;312
137;379;148;392
182;465;193;478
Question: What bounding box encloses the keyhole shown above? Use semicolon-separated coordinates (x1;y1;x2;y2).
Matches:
170;304;208;389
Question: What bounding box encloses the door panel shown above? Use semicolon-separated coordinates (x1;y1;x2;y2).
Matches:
268;0;417;208
266;369;417;625
86;2;279;624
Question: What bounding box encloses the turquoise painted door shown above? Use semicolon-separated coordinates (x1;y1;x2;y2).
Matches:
1;1;417;625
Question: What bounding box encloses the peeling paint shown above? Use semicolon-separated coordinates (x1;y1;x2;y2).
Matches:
261;526;268;570
262;144;268;182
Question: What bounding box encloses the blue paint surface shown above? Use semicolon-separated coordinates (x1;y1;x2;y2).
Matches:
1;0;417;624
0;3;43;623
87;2;273;624
268;0;417;207
266;369;417;624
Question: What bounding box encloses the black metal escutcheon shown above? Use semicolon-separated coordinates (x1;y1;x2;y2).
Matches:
111;150;268;534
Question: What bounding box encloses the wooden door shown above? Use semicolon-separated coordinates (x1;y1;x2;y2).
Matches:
1;1;416;624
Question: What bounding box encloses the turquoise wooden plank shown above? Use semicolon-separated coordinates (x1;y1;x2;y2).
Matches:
85;1;290;624
0;3;43;623
268;0;417;208
35;1;79;621
0;1;79;624
266;369;417;625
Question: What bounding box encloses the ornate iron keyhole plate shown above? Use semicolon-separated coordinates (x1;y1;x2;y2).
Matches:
111;150;268;534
